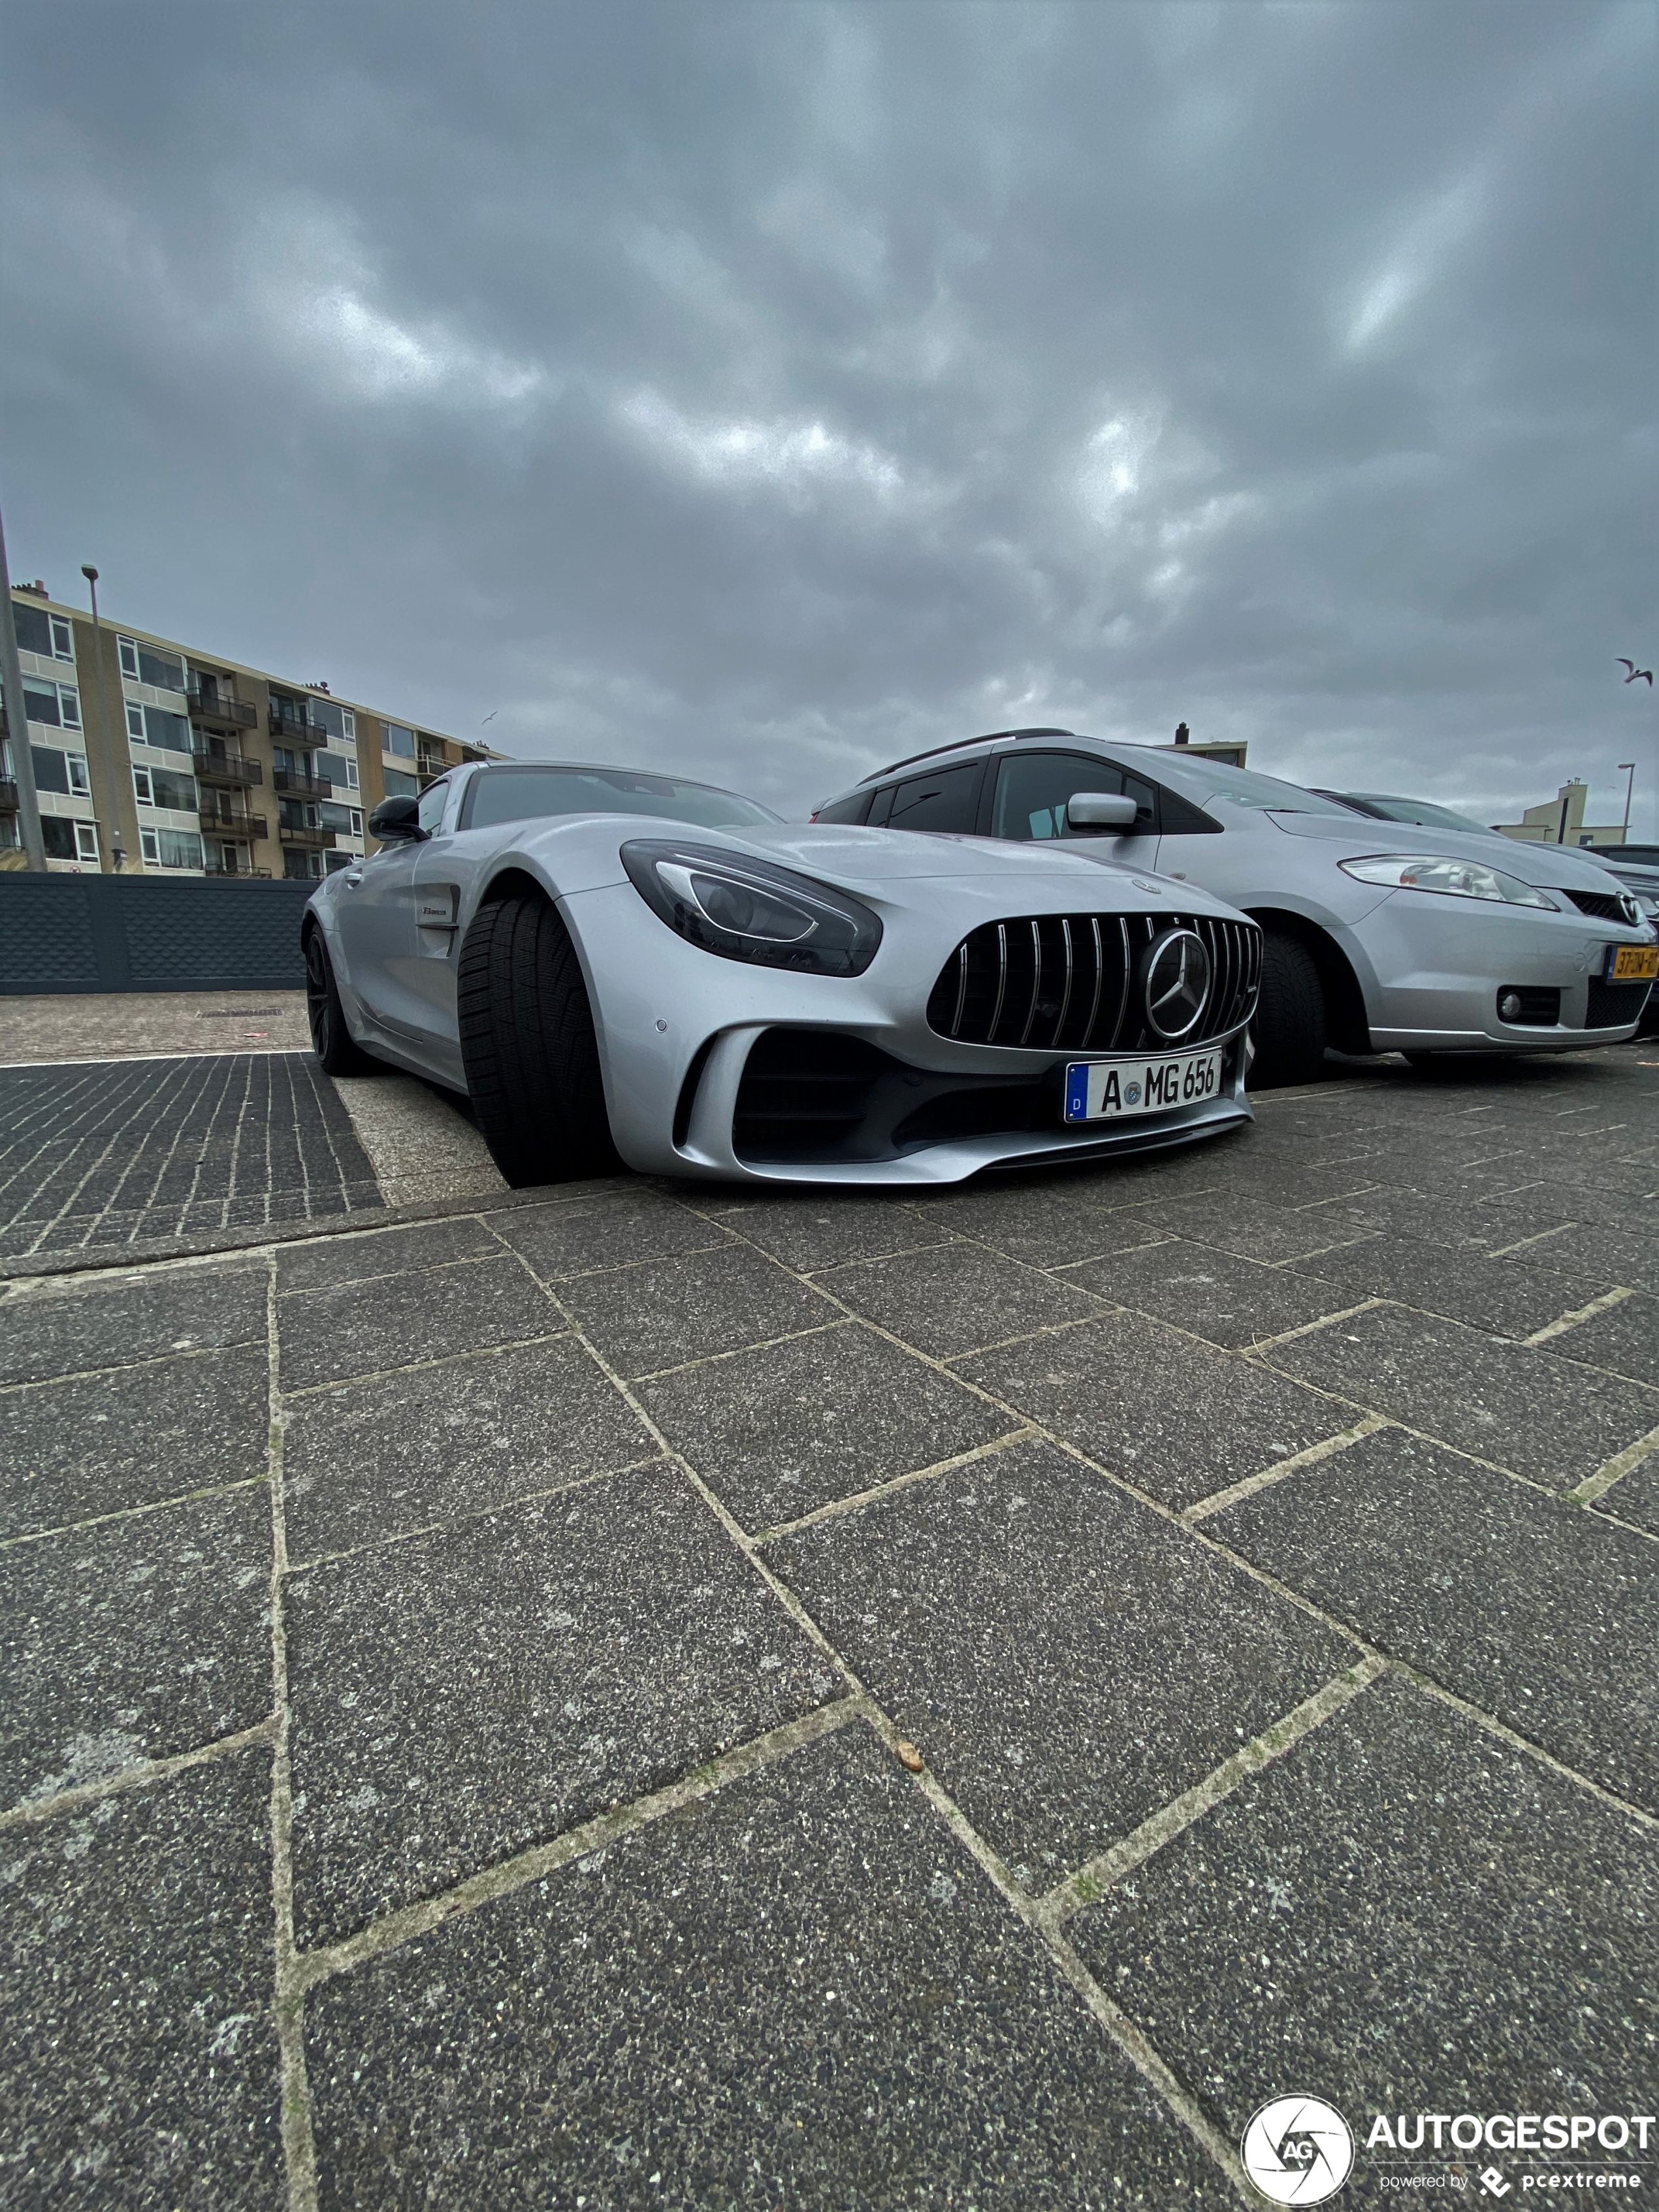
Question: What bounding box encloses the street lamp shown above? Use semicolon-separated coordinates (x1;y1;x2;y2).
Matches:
1618;763;1635;844
80;565;124;870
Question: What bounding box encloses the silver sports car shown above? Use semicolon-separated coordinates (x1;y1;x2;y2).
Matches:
302;759;1261;1187
813;731;1659;1083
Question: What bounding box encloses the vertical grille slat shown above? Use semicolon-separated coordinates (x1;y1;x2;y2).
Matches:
926;910;1261;1054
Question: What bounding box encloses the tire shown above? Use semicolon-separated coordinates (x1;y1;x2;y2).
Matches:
304;927;377;1076
1249;931;1327;1088
457;891;619;1187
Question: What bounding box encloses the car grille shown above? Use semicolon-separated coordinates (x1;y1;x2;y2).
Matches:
926;912;1260;1054
1564;888;1642;927
1584;978;1654;1031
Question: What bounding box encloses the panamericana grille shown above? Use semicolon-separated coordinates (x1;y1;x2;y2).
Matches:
1564;888;1641;927
926;912;1260;1054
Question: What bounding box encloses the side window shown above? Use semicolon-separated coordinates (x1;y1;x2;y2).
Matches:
812;790;874;825
883;760;984;834
417;779;451;835
991;752;1157;839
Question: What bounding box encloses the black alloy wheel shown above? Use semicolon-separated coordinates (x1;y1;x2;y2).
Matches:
304;928;376;1076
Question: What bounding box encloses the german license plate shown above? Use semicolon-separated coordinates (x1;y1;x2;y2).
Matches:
1063;1048;1223;1123
1607;943;1659;982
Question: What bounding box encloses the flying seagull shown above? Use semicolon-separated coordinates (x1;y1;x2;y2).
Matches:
1617;659;1653;685
481;709;500;724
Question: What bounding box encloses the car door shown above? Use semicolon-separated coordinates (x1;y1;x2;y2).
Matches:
404;780;472;1087
986;749;1164;875
333;832;426;1035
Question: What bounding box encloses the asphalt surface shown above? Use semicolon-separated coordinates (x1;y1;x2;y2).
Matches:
2;1045;1656;2209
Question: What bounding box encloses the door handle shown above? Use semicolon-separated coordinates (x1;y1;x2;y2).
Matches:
344;871;364;888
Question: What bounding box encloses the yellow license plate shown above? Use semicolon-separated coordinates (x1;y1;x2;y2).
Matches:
1609;944;1659;981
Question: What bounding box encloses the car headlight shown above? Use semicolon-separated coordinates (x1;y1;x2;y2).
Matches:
621;840;883;976
1338;855;1559;909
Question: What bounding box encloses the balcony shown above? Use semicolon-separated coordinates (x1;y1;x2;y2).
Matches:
192;745;263;788
202;852;272;878
278;818;337;850
199;803;268;841
272;768;332;799
187;687;257;731
0;780;16;814
417;749;449;780
268;705;327;747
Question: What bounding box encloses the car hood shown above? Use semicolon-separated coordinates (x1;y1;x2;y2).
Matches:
728;824;1149;886
1260;809;1641;893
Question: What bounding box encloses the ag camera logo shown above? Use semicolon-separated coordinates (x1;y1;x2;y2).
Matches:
1241;2095;1355;2204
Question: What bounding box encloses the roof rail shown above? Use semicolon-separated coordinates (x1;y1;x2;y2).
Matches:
869;727;1078;779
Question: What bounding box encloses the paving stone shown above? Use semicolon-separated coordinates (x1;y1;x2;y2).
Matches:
1595;1458;1659;1536
771;1439;1353;1887
638;1321;1017;1533
1213;1426;1659;1811
0;1344;270;1539
274;1214;502;1293
961;1313;1353;1510
0;1485;272;1810
1068;1676;1659;2175
0;1261;267;1386
1545;1291;1659;1385
714;1191;950;1272
1296;1182;1559;1255
284;1337;658;1562
285;1464;839;1945
1281;1234;1611;1340
555;1242;837;1379
276;1257;558;1390
895;1178;1194;1267
819;1241;1107;1360
0;1749;281;2207
304;1727;1228;2211
485;1191;729;1278
1063;1241;1353;1349
1494;1219;1659;1293
1261;1303;1659;1489
1135;1189;1387;1265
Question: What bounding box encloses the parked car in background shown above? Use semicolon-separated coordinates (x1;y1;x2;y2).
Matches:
1310;790;1496;835
303;759;1262;1187
1320;799;1659;1038
811;731;1658;1083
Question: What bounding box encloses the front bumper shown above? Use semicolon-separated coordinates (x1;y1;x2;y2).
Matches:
1349;896;1656;1053
564;880;1253;1185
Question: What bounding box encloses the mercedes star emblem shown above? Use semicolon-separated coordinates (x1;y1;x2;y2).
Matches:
1141;928;1212;1042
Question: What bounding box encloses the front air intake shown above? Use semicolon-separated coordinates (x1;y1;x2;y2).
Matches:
926;912;1259;1055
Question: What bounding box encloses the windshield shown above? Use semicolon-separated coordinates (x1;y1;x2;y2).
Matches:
461;765;780;833
1144;754;1362;816
1344;792;1494;835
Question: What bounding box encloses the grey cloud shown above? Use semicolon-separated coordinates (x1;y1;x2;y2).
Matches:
2;1;1653;828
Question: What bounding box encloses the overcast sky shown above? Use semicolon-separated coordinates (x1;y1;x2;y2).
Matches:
3;2;1654;829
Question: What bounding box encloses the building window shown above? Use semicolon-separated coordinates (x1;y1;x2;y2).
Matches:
117;635;185;691
135;764;198;811
30;746;70;793
382;722;416;758
306;696;350;744
316;750;360;791
12;601;74;660
382;767;418;799
138;826;201;868
319;801;359;835
67;754;90;796
125;701;192;753
283;849;323;880
24;679;80;729
342;708;356;742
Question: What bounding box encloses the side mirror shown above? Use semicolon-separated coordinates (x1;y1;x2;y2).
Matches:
1067;791;1139;832
368;795;427;843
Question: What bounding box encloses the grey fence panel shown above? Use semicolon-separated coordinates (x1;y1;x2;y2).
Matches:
0;874;317;994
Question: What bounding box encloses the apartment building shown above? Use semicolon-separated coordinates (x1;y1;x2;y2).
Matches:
2;581;492;878
1492;780;1630;851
